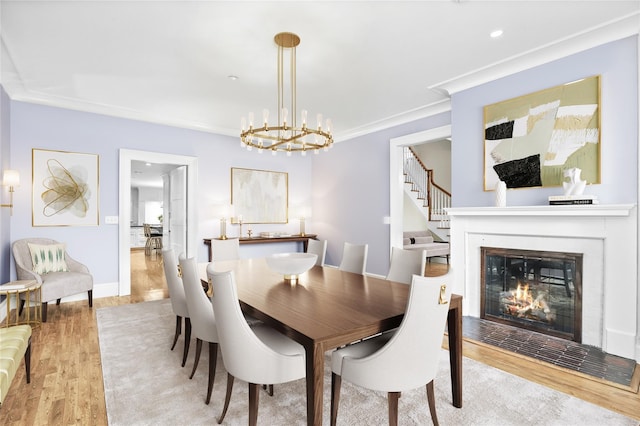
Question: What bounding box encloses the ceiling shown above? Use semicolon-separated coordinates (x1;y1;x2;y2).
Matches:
1;1;639;142
131;160;179;188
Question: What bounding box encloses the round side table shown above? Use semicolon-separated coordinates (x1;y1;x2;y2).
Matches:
0;280;42;328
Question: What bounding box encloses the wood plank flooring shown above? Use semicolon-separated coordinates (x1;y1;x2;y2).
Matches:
0;255;638;424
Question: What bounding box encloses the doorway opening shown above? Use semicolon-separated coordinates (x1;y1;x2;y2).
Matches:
119;149;198;297
389;125;452;255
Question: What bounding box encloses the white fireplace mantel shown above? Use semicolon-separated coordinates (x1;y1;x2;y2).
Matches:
446;204;639;361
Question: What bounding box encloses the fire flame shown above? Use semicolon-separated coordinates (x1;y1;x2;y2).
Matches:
514;283;533;305
501;281;556;324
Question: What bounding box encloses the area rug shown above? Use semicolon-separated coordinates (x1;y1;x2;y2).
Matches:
97;299;637;425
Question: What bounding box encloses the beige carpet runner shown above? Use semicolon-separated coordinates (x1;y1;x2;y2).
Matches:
97;299;636;425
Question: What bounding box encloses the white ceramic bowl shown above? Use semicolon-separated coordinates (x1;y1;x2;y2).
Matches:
266;252;317;281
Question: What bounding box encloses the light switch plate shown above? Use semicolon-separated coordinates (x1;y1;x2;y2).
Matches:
105;216;119;224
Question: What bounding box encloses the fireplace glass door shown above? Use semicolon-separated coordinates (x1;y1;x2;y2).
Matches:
481;247;582;342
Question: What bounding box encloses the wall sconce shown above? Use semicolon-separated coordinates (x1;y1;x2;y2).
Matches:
1;169;20;216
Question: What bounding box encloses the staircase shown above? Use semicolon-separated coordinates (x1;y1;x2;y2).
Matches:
403;146;451;240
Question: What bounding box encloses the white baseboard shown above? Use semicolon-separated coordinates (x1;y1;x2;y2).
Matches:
59;281;120;303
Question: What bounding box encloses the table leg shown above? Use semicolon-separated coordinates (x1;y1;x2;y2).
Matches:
304;342;324;426
447;302;462;408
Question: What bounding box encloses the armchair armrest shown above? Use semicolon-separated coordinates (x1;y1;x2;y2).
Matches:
15;263;43;284
65;254;90;274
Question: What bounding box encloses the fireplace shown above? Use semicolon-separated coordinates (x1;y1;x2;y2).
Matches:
446;204;638;361
481;247;582;342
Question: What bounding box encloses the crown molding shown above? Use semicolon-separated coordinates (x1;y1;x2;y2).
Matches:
431;11;640;96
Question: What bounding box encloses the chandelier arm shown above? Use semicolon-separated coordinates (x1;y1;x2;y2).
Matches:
291;43;296;130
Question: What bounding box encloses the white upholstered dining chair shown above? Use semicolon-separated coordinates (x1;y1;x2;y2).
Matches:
161;248;191;367
207;266;306;426
210;238;240;261
338;242;368;275
179;256;219;405
385;247;426;285
330;271;453;426
306;239;327;266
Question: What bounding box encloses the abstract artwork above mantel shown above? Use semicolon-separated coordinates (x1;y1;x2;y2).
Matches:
483;75;600;190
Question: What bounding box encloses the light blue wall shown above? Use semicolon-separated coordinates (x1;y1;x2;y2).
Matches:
0;87;11;283
6;101;313;285
1;36;637;282
451;36;638;207
312;112;450;275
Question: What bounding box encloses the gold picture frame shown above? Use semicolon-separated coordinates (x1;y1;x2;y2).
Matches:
32;148;100;226
231;167;288;224
484;75;600;190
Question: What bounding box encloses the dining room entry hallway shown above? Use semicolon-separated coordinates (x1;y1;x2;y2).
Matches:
130;248;167;302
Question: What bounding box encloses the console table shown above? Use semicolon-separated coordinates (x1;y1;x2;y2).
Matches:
203;234;317;261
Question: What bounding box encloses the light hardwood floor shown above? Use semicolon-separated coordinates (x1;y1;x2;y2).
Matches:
1;254;638;424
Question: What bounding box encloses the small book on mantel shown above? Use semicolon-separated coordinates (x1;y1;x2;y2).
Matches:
548;194;599;205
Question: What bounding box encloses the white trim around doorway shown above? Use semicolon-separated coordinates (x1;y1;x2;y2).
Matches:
389;125;451;256
118;149;198;296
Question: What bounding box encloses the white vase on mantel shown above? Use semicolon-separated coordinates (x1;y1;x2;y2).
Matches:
495;181;507;207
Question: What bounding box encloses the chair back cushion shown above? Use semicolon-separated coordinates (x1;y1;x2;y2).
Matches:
338;242;368;275
385;247;426;284
178;257;218;342
337;271;452;392
208;266;304;384
306;239;327;266
27;242;69;275
161;249;189;318
211;238;240;261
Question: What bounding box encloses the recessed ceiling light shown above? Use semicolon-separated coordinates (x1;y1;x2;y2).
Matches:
145;162;151;167
490;29;503;39
228;75;239;81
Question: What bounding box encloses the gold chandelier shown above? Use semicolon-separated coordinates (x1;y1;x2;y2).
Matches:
240;32;333;156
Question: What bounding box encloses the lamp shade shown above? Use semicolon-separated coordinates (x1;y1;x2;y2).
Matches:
2;169;19;187
213;203;234;219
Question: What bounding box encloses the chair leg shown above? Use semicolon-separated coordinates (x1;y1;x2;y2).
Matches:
330;372;342;426
171;316;182;351
217;373;235;424
248;382;260;426
261;384;274;396
205;342;218;405
190;338;202;379
182;318;191;367
25;337;31;384
426;380;439;426
388;391;400;426
88;290;93;307
42;302;48;323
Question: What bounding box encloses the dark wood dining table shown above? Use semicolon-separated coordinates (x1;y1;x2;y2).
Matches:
200;258;462;426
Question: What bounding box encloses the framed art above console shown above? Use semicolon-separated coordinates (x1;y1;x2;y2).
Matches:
231;167;288;224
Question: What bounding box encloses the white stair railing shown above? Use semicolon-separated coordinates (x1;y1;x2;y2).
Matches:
403;147;451;223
